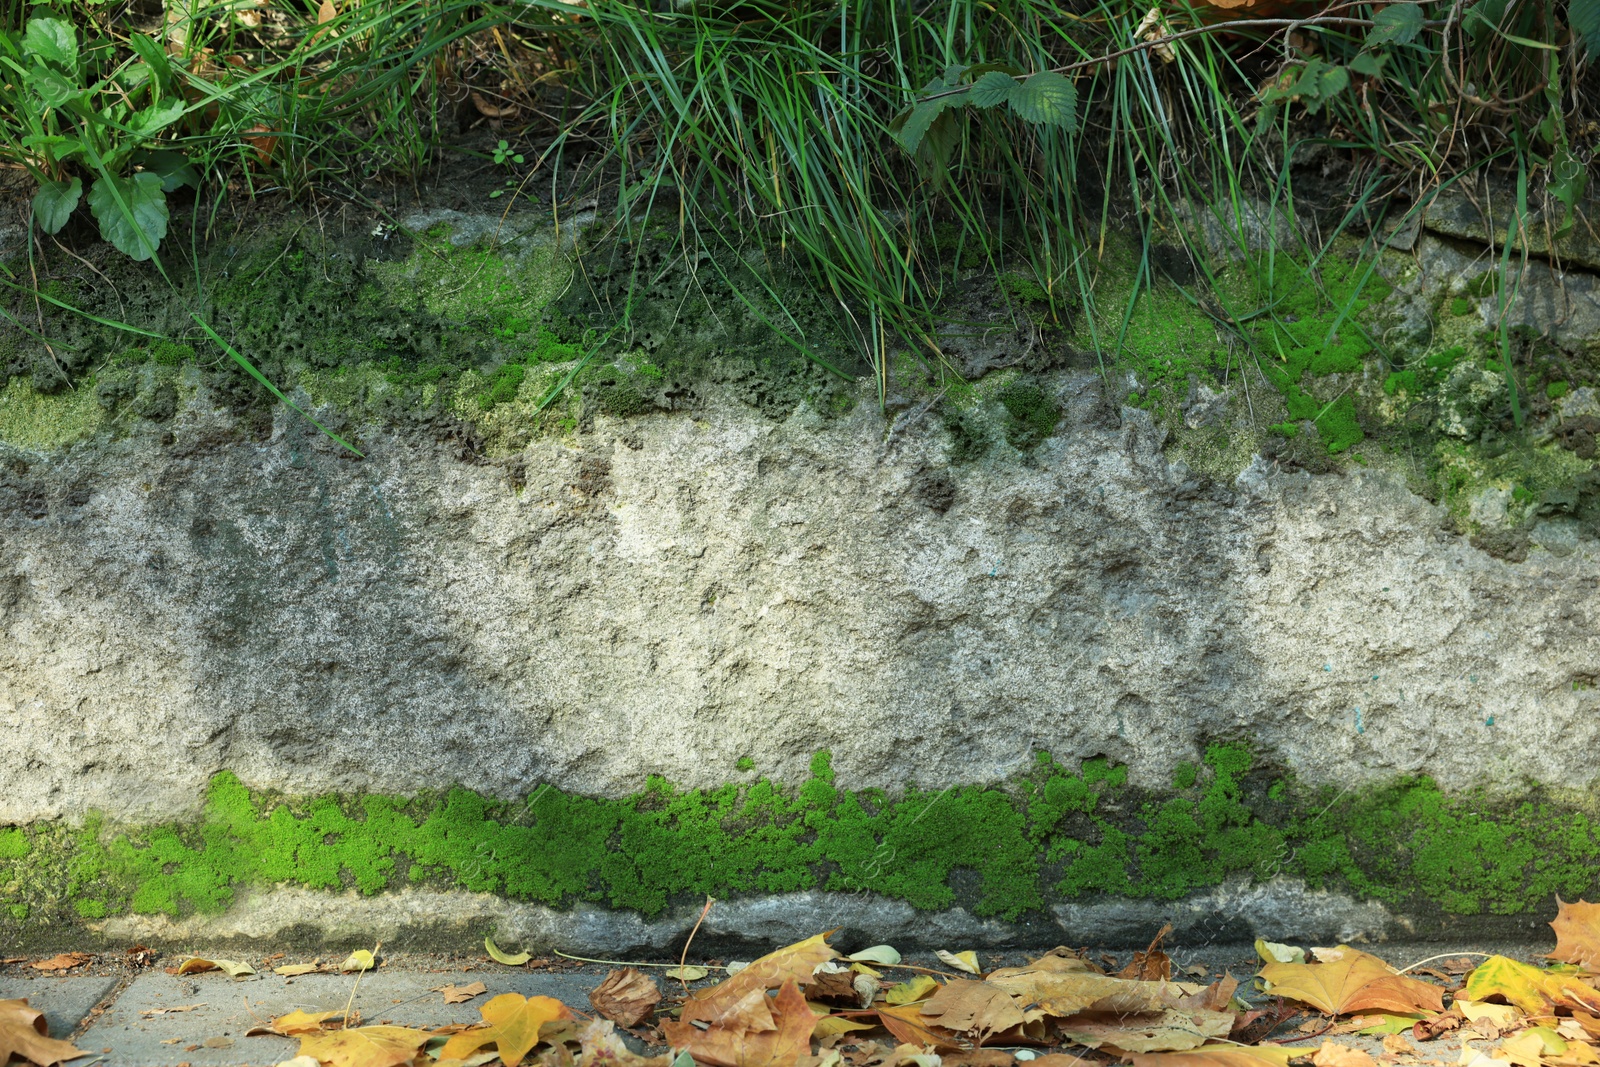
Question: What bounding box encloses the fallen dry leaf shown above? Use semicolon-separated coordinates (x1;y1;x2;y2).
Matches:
1060;1009;1235;1053
1464;956;1600;1015
172;956;255;977
575;1018;673;1067
297;1025;429;1067
589;969;660;1027
1129;1046;1294;1067
0;1000;88;1066
139;1004;203;1017
340;950;375;973
885;977;939;1005
439;993;572;1067
440;981;490;1005
690;933;839;1005
1311;1041;1377;1067
1381;1033;1414;1056
30;954;92;973
876;1002;972;1051
486;937;532;967
664;978;817;1067
1553;901;1600;972
919;980;1023;1043
666;966;711;982
275;963;323;977
937;951;982;976
264;1010;347;1037
810;1004;876;1040
1259;947;1443;1015
986;957;1191;1018
1120;924;1175;982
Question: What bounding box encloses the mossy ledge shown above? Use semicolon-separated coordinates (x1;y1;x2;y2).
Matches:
3;746;1596;942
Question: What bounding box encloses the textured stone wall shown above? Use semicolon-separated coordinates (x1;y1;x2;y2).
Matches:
3;368;1596;831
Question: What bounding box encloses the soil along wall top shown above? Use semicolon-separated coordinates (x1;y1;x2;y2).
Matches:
1;211;1599;946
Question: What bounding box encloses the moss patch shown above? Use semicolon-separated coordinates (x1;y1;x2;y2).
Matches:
0;378;107;450
5;745;1600;934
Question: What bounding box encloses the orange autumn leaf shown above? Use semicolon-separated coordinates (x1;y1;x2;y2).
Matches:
0;999;88;1067
439;993;573;1067
1552;900;1600;971
1259;948;1443;1016
296;1024;430;1067
662;977;815;1067
1464;956;1600;1015
877;1002;973;1051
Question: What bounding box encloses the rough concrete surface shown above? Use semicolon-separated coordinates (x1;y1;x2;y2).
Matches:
1;370;1598;829
0;975;119;1038
75;969;604;1067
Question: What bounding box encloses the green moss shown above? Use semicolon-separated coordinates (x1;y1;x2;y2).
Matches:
736;757;756;772
1549;380;1571;400
0;378;107;450
0;829;29;860
1451;296;1474;317
8;746;1600;931
996;382;1059;451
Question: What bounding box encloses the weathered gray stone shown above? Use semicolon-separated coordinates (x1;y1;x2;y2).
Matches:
2;371;1599;832
1424;185;1600;274
0;975;119;1039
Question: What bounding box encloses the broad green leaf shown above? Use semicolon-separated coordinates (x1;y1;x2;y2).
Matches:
135;149;199;192
894;95;962;153
1006;71;1077;131
1348;52;1387;76
1368;4;1423;45
32;177;81;233
968;71;1017;108
22;133;84;161
30;65;86;109
1463;0;1509;41
128;99;185;139
1573;0;1600;55
23;17;76;70
87;171;168;260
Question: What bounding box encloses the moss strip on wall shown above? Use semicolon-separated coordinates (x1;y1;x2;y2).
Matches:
3;746;1598;928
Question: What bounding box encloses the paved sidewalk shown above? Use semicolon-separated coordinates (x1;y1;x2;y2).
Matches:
0;941;1552;1066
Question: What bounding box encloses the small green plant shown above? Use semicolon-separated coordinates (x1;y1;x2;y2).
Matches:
492;139;525;167
0;15;195;260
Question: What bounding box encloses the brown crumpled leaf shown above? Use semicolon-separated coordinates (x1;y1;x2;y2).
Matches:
589;969;660;1028
29;954;92;973
918;980;1023;1044
0;999;89;1067
1311;1041;1378;1067
1552;899;1600;971
662;978;816;1067
1259;947;1443;1016
1120;924;1175;982
1059;1009;1235;1053
809;964;865;1008
986;955;1191;1018
439;981;489;1005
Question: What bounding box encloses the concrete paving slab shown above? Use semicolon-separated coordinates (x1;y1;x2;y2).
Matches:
0;975;120;1039
75;967;609;1067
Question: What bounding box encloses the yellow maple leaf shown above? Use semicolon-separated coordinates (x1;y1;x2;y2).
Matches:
439;993;572;1067
1464;956;1600;1015
297;1025;430;1067
1259;948;1443;1015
